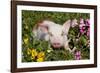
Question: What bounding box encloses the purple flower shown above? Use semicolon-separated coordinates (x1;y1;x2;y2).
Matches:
80;18;84;24
86;19;90;37
79;18;90;35
74;51;81;60
80;29;84;33
79;18;85;34
87;27;90;37
85;19;90;26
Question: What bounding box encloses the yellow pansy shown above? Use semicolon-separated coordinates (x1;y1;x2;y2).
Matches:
27;48;31;55
25;25;28;30
31;49;38;57
24;37;28;44
31;53;35;59
36;57;44;62
37;52;45;58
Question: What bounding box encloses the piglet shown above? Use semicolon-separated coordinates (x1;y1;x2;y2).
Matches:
33;20;75;52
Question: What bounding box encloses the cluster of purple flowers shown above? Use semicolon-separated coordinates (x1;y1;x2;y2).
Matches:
79;18;90;37
71;18;90;38
74;50;81;60
70;18;90;60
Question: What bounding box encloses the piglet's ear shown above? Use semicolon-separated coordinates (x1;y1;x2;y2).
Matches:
62;20;71;34
33;21;48;33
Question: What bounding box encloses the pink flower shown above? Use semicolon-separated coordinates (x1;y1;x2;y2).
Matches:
85;19;90;26
80;18;84;24
79;18;85;33
80;29;84;33
75;51;81;60
87;27;90;37
79;18;85;27
71;19;78;27
79;18;90;35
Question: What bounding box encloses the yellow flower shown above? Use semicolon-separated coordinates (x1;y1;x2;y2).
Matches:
31;49;38;57
24;37;28;44
47;49;52;53
31;49;37;60
27;48;31;55
25;25;28;30
37;52;45;58
31;53;35;59
37;57;44;62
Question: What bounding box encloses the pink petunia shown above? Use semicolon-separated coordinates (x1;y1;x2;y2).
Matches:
87;27;90;37
79;18;90;35
80;18;84;24
75;51;81;60
85;19;90;26
80;29;84;33
71;19;78;27
79;18;85;29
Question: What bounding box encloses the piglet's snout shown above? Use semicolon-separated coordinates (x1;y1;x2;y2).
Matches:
52;37;62;48
52;42;61;48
